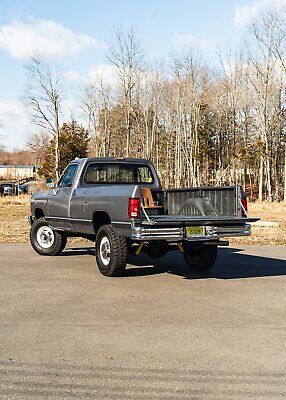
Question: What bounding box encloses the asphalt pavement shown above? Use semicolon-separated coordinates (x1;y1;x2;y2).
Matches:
0;243;286;399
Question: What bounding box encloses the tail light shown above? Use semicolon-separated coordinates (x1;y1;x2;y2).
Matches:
128;198;140;219
241;196;248;217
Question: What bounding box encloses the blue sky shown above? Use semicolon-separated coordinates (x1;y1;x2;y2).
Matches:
0;0;282;150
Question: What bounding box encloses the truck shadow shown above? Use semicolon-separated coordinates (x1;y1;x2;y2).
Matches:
62;246;285;280
125;248;286;280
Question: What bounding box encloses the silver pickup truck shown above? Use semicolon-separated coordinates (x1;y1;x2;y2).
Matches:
29;157;258;276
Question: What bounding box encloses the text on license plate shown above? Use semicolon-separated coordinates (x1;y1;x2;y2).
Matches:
185;226;205;238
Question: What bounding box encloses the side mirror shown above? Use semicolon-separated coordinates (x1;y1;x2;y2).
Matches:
45;178;55;189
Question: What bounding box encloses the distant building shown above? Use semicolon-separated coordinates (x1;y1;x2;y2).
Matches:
0;165;35;180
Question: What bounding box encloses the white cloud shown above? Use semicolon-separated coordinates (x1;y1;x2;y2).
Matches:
0;97;83;150
172;34;213;50
89;64;118;88
0;101;31;150
61;97;81;121
0;17;100;59
63;69;80;81
234;0;286;27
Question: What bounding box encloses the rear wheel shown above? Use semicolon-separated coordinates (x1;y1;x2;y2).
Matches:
183;244;217;271
30;217;67;256
95;224;127;277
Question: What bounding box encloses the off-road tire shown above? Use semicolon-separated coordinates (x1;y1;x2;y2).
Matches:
30;217;67;256
183;244;217;271
95;224;127;277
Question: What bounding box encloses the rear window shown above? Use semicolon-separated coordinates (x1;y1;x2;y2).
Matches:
84;163;154;184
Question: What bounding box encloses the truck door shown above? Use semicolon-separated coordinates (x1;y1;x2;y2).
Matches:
48;164;78;230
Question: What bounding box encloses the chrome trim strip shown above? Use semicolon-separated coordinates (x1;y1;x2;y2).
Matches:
205;225;251;236
112;221;132;225
131;226;183;241
46;216;92;222
132;185;138;198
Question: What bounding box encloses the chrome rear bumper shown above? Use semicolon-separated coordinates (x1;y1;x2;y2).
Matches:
131;224;251;241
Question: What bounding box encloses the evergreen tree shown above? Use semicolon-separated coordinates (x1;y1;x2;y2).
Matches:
39;120;89;178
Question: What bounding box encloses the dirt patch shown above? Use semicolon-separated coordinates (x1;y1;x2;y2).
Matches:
0;196;285;245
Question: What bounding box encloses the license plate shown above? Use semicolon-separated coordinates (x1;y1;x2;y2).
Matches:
185;226;205;238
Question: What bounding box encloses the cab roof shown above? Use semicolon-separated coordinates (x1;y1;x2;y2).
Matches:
71;157;153;165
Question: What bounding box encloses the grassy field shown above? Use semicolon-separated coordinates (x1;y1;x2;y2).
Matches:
232;201;286;246
0;196;30;243
0;196;285;245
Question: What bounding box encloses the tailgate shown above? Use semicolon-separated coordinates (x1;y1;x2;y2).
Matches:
142;215;259;226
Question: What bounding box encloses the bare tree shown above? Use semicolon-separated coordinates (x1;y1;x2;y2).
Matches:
79;12;285;200
26;131;51;161
108;26;144;156
25;57;64;180
248;12;286;201
0;122;3;151
82;81;113;157
250;10;286;200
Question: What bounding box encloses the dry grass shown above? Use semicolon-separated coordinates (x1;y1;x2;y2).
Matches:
231;201;286;246
0;196;285;245
0;196;30;243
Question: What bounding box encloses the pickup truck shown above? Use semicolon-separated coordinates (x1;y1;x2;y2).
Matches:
29;157;259;276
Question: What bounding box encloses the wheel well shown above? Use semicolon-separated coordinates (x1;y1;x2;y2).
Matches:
92;211;111;232
35;208;45;219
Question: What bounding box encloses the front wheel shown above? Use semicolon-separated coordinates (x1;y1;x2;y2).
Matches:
183;244;217;271
30;217;67;256
95;225;127;277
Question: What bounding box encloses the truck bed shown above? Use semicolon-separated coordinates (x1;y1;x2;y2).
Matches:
141;186;259;227
156;186;243;217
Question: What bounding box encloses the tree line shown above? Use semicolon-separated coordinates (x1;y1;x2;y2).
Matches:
25;10;286;201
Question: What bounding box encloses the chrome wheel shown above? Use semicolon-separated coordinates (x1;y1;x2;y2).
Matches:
99;236;111;266
36;226;55;249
